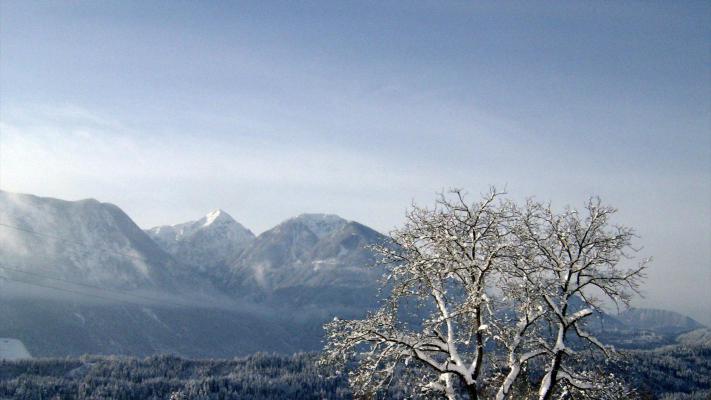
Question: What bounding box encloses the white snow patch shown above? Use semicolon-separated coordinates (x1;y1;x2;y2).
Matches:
203;209;224;227
0;338;32;360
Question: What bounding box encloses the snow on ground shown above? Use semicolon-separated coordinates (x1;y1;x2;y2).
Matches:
0;338;32;360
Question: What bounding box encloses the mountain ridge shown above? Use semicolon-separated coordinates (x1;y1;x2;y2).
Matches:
1;190;705;358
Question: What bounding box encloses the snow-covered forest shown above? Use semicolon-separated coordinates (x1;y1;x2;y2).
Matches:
0;345;709;400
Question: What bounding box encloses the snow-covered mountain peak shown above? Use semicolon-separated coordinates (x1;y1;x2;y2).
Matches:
202;209;232;227
148;209;249;241
145;210;255;271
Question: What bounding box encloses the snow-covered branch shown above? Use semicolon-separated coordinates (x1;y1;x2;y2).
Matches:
321;190;647;400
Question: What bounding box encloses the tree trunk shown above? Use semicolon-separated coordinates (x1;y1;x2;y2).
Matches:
539;352;563;400
466;383;479;400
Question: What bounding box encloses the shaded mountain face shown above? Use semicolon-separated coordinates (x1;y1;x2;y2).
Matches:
0;191;182;290
145;210;255;272
227;214;387;293
617;307;705;335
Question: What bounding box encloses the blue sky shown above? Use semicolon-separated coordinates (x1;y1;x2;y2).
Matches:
1;1;709;322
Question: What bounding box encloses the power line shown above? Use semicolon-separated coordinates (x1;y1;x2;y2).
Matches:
0;274;161;306
0;263;194;308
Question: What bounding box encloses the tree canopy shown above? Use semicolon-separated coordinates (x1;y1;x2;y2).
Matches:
322;189;649;400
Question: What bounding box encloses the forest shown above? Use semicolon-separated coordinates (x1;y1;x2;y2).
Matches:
0;343;708;400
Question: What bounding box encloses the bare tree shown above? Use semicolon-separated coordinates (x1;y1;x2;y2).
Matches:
321;190;649;400
512;198;649;400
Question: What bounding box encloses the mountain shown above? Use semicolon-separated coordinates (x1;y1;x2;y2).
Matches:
0;191;184;290
145;209;255;273
228;213;387;293
7;190;705;361
617;308;705;336
0;192;386;357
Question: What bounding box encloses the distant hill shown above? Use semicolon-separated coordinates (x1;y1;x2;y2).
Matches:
617;308;705;335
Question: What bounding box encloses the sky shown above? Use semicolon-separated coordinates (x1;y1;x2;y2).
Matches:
1;1;709;323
